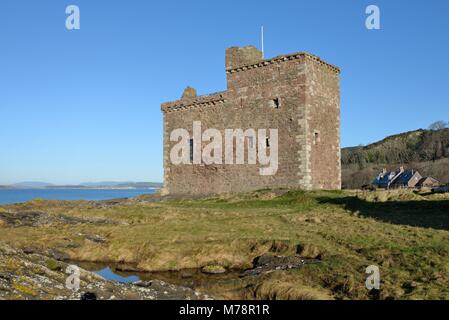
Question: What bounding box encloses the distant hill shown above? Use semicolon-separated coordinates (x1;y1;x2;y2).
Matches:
342;128;449;189
0;182;162;189
76;182;163;189
114;182;163;189
81;182;131;187
12;182;55;189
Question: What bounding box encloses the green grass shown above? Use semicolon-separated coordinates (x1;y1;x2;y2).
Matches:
46;259;59;271
1;189;449;299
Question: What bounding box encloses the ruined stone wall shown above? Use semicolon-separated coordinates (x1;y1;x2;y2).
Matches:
162;48;341;196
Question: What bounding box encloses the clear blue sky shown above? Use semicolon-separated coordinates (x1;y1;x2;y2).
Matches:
1;0;448;185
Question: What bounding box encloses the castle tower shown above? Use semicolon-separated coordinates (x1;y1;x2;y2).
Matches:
161;46;341;196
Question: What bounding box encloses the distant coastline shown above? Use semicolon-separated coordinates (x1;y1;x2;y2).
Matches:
0;182;163;190
0;187;157;205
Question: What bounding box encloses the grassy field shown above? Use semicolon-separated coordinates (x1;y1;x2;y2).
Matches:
1;189;449;300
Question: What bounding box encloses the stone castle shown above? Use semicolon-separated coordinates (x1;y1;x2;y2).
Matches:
161;46;341;196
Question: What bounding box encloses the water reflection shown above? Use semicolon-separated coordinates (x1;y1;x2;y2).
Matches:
95;267;140;284
75;261;246;299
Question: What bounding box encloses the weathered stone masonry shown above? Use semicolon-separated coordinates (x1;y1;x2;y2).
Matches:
161;46;341;196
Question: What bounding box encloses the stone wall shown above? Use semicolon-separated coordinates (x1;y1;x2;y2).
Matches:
225;46;263;70
161;47;341;196
305;57;341;190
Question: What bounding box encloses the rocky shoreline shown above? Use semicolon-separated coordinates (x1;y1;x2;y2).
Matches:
0;197;332;300
0;242;318;300
0;244;210;300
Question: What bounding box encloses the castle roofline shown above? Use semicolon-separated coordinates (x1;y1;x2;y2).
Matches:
225;52;340;75
161;91;227;113
161;48;340;113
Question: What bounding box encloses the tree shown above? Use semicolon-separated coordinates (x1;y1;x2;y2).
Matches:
429;121;448;131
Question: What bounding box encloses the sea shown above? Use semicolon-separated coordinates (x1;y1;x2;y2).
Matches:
0;188;156;205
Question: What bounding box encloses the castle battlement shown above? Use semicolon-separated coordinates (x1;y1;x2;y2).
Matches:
226;52;340;75
161;91;227;113
162;48;339;114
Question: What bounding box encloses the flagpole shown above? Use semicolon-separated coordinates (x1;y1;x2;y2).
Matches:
261;26;265;59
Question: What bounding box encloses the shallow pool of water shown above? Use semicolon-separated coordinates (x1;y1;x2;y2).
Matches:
95;267;140;284
73;261;246;299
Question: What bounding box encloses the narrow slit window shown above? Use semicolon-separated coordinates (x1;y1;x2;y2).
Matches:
189;139;194;162
266;137;270;148
314;131;320;145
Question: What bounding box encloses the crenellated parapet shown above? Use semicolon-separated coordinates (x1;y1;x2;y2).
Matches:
226;52;340;75
161;91;227;113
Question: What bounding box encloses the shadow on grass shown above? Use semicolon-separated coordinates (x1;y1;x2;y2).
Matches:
317;196;449;231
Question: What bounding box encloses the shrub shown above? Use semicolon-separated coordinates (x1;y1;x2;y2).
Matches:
46;259;60;271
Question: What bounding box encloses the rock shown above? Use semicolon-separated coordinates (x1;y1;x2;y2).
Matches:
85;234;107;244
46;249;69;261
253;254;276;267
201;265;226;274
0;245;17;255
133;280;209;300
0;243;211;300
0;211;49;227
305;217;322;224
23;247;36;254
0;273;12;281
0;211;119;228
65;243;81;249
81;292;97;300
241;254;320;277
402;281;418;293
